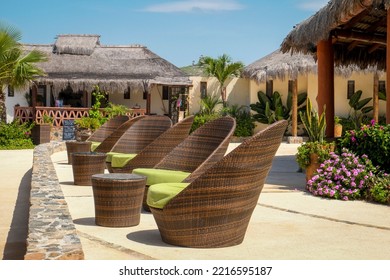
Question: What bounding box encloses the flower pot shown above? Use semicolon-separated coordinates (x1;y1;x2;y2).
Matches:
334;124;343;138
32;123;51;145
305;153;320;182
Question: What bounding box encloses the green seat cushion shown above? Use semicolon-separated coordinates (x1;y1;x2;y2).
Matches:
90;141;101;152
111;153;137;168
147;182;190;209
132;168;191;186
105;152;124;163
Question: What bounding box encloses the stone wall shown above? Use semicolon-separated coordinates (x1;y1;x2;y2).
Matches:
24;141;84;260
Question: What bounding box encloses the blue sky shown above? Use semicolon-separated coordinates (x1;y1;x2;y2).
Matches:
2;0;328;67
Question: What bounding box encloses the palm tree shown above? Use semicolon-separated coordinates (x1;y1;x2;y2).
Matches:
0;23;47;122
199;54;244;107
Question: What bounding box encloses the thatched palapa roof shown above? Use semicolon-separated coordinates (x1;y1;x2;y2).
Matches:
24;34;192;94
242;49;317;83
281;0;390;70
242;49;381;83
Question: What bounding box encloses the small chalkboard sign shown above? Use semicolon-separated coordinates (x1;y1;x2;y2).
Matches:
63;120;75;140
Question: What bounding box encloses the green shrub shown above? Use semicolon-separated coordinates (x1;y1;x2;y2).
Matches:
0;121;34;149
339;121;390;173
366;174;390;205
74;117;102;131
222;105;254;137
190;114;218;133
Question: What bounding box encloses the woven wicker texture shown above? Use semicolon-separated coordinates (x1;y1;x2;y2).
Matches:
140;116;235;211
92;174;146;227
93;116;145;153
65;141;92;164
149;120;288;248
71;152;107;185
110;116;194;173
105;115;172;172
86;115;130;143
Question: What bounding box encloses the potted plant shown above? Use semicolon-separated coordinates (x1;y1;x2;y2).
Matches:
297;98;334;181
334;116;343;138
31;113;53;145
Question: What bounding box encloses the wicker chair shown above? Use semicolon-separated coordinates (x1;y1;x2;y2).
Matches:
109;115;194;173
86;115;130;143
148;120;288;248
105;115;172;172
93;115;146;153
133;116;236;210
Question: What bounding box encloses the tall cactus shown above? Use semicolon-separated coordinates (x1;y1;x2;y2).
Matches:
299;98;326;142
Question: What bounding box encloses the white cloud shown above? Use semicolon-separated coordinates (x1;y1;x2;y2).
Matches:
298;0;329;11
142;0;244;13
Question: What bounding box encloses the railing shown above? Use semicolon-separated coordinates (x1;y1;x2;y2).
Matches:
14;106;146;127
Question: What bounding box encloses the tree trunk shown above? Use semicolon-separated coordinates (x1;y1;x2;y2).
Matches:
0;87;6;122
221;87;227;107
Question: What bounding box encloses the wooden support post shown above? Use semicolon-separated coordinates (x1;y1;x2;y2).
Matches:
291;79;298;137
32;84;38;122
373;72;379;123
387;8;390;124
317;38;335;138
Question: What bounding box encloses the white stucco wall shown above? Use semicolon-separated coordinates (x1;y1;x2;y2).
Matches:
5;86;29;122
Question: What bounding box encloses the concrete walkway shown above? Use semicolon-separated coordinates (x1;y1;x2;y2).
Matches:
1;143;390;260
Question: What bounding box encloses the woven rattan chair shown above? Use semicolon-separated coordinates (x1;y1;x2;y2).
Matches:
133;116;236;210
93;115;146;153
105;115;172;172
109;115;194;173
148;120;288;248
86;115;130;143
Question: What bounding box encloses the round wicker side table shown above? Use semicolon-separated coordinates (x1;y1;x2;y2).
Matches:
91;173;147;227
71;152;106;185
66;141;92;164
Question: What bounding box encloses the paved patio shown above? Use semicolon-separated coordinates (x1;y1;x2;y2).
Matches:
1;143;390;260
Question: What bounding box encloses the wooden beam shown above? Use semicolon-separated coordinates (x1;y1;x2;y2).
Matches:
347;40;361;51
341;9;370;30
332;29;386;45
368;43;382;53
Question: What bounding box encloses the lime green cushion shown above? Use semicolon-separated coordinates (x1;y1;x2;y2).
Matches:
105;152;124;163
132;168;191;185
147;182;190;209
90;141;101;152
111;153;137;168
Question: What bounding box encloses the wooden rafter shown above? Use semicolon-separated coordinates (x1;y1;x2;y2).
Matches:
332;29;386;45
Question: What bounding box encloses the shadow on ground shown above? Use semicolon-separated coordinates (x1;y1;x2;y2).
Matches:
2;169;31;260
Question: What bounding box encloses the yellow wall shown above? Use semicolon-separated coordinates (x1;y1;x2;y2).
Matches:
188;76;249;115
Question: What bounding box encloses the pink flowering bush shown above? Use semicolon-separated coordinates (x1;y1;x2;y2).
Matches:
306;148;375;201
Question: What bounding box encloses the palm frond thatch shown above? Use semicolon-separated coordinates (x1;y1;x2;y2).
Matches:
22;34;192;94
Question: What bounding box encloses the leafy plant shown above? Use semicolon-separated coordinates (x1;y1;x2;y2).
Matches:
306;149;375;201
348;90;373;130
222;105;254;137
366;173;390;205
199;95;222;116
250;90;307;125
74;117;101;131
104;103;129;119
339;121;390;173
42;113;53;124
190;114;218;133
296;141;334;169
0;121;34;149
299;97;326;142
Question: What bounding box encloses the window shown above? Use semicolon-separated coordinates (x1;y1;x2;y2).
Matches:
143;91;148;100
288;80;294;94
266;80;273;97
162;86;169;100
379;81;386;94
124;87;130;99
347;80;355;99
7;85;14;97
200;82;207;99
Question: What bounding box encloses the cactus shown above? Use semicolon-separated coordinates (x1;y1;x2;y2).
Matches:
299;98;326;142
